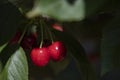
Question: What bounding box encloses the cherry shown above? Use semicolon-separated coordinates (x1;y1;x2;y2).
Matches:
10;31;22;44
48;41;66;61
9;30;38;50
30;48;50;67
21;34;37;49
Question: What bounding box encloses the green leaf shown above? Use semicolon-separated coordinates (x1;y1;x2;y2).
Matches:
26;0;111;21
101;13;120;76
0;43;8;53
0;2;26;46
0;47;28;80
52;29;97;80
0;44;20;66
27;0;85;21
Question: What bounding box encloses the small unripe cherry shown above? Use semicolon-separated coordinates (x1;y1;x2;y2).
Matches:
30;48;50;67
48;41;66;61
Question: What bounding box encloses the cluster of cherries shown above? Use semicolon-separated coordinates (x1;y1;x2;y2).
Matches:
31;41;66;67
10;23;66;67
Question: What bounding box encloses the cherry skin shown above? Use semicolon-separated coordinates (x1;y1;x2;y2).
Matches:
30;48;50;67
21;34;37;49
48;41;66;61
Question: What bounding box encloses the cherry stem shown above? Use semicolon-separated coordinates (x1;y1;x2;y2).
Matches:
18;20;33;44
43;22;54;43
18;26;27;44
39;19;44;48
47;26;54;43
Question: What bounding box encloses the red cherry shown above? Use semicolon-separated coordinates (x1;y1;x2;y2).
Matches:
30;48;50;67
48;41;66;61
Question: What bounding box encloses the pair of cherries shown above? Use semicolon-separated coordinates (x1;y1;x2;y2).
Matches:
30;41;66;67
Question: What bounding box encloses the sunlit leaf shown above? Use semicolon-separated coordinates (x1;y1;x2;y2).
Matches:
27;0;85;21
0;47;28;80
0;44;20;66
